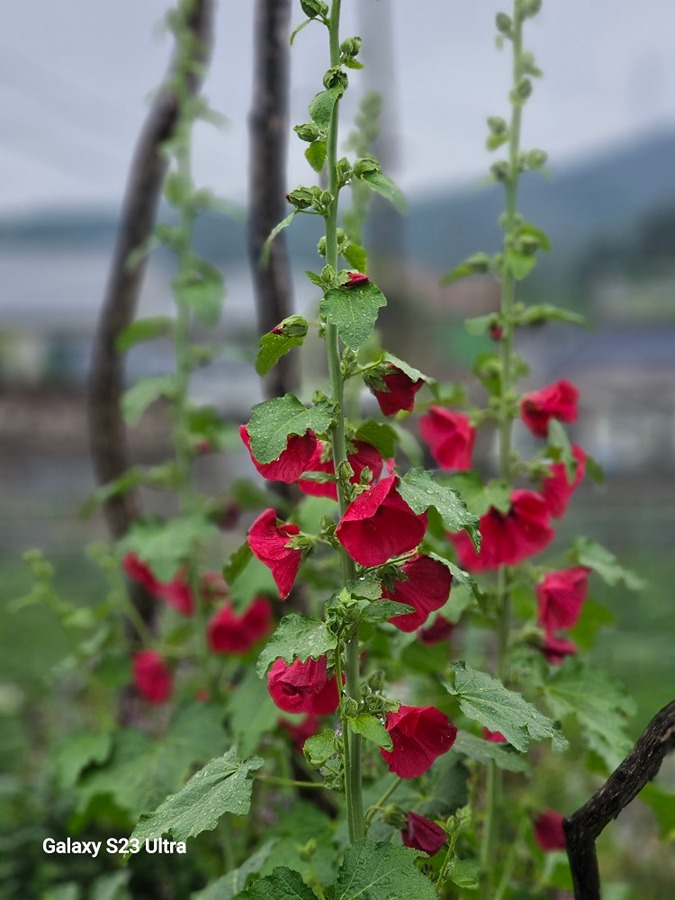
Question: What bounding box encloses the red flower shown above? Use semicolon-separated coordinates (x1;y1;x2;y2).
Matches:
280;713;321;751
419;407;475;471
155;570;195;617
345;271;370;287
381;705;457;779
240;424;318;484
123;553;160;594
367;365;424;416
489;323;504;342
267;656;339;715
418;614;454;645
207;597;272;654
450;490;554;572
200;571;229;602
483;727;507;743
336;475;427;567
540;632;577;665
248;509;302;600
383;555;452;632
401;812;447;855
534;811;567;851
132;651;173;704
298;440;384;500
536;567;589;633
521;379;579;438
541;444;586;518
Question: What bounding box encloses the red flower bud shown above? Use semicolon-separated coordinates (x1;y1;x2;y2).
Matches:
247;509;302;600
381;705;457;779
345;271;370;287
155;570;194;617
336;475;427;567
401;812;447;855
383;555;452;632
489;323;504;342
122;553;160;594
367;365;424;416
418;614;454;645
541;444;586;518
521;379;579;439
540;632;577;665
419;407;476;471
483;727;507;743
536;567;589;633
132;651;173;704
207;597;272;654
267;656;339;715
534;810;567;851
240;424;319;484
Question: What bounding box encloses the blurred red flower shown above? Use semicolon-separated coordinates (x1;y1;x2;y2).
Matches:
383;555;452;632
207;597;272;654
381;705;457;779
419;407;475;471
540;632;577;665
267;656;339;715
418;614;455;645
280;713;321;751
240;424;318;483
298;440;384;500
541;444;586;518
132;650;173;704
248;509;302;600
536;567;589;633
483;727;507;743
401;812;447;854
520;379;579;438
534;810;567;851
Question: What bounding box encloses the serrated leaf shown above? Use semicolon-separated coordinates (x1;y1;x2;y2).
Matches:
451;731;531;774
334;840;436;900
543;659;635;768
398;468;480;548
192;840;278;900
349;714;392;750
240;867;318;900
116;316;174;351
383;352;431;385
257;615;337;677
308;87;342;129
464;313;498;337
505;249;537;281
304;730;337;768
305;140;327;173
447;858;480;890
131;748;263;846
569;537;645;592
223;541;253;586
119;514;220;581
518;304;587;328
346;574;382;601
122;375;177;425
247;394;335;464
426;552;473;587
53;732;113;790
441;252;491;285
344;242;367;272
361;599;413;621
261;211;296;266
354;421;398;458
255;320;308;377
320;281;387;350
444;661;567;753
359;172;407;213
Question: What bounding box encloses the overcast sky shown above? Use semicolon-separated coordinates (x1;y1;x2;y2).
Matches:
1;0;674;217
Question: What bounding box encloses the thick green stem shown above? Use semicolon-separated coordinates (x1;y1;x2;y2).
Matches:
323;0;365;844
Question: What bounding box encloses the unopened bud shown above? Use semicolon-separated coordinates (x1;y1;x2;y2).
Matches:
487;116;508;135
340;36;362;60
526;148;548;169
300;0;328;20
343;697;359;717
368;670;385;691
294;122;323;143
514;78;533;100
491;160;509;182
323;66;348;92
286;187;314;209
353;155;381;178
496;12;512;35
521;0;542;19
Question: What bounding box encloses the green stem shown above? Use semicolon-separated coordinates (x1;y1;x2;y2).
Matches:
364;776;401;825
324;0;364;844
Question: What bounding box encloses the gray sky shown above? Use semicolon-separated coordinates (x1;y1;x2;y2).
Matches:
1;0;674;216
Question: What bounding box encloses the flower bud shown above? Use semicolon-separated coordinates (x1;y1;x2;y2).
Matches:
336;157;352;187
491;160;509;182
297;839;317;862
353;155;381;178
526;148;548;169
383;804;407;828
514;78;533;100
300;0;328;19
496;12;512;35
323;66;348;92
521;0;542;19
286;187;314;209
294;122;323;143
271;315;309;338
368;670;385;691
487;116;508;135
340;36;362;60
343;697;359;717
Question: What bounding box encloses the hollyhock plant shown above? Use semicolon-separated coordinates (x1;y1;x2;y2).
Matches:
336;475;427;567
541;444;586;518
366;364;424;416
132;650;173;704
540;632;577;666
240;424;318;483
267;656;339;715
380;705;457;779
483;727;507;744
248;508;302;600
401;812;447;855
534;811;567;851
207;597;272;654
450;490;554;572
419;407;476;471
520;379;579;439
298;440;384;500
418;614;454;645
536;567;590;633
383;555;452;632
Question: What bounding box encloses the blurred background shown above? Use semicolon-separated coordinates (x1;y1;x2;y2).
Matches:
1;0;675;891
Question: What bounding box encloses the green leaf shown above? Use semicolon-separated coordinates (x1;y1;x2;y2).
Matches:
344;242;367;272
308;87;343;129
444;473;510;517
354;421;398;458
78;706;226;818
464;313;498;337
505;249;537;281
53;731;113;790
543;659;635;768
441;252;491;285
240;867;318;900
451;731;531;774
255;317;308;377
348;714;392;750
346;574;382;601
392;423;423;466
261;211;296;266
547;419;575;481
361;599;413;621
122;375;177;425
334;840;436;900
174;261;224;327
569;537;646;592
640;784;675;841
398;468;480;548
223;541;253;585
119;514;220;581
131;748;263;846
358;172;407;213
382;352;431;385
446;858;480;890
305;140;327;173
228;668;279;757
116;316;174;351
320;281;387;351
290;18;312;45
192;840;278;900
444;661;567;753
304;730;337;769
518;304;587;328
257;614;337;677
247;394;336;464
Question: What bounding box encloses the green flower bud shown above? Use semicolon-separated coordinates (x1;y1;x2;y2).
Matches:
294;122;323;143
336;157;353;188
514;78;533;100
271;315;308;338
496;12;512;35
487;116;508;135
317;236;327;257
343;697;359;717
297;839;317;862
383;805;406;828
300;0;328;20
368;670;385;692
491;160;509;182
353;155;381;178
323;66;348;92
521;0;542;19
340;36;362;60
518;234;540;255
286;186;314;209
526;148;548;169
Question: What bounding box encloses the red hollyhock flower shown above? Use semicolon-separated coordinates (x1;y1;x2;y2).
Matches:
200;571;229;602
381;705;457;779
483;727;507;743
521;379;579;438
450;490;554;572
207;597;272;654
240;424;318;483
401;812;447;855
267;656;339;715
155;570;195;617
541;444;586;518
132;651;173;704
419;407;476;471
367;365;424;416
536;567;589;633
336;475;427;567
540;632;577;665
280;713;321;751
298;440;384;500
534;811;567;851
248;508;302;600
418;614;454;645
123;553;160;594
345;271;370;287
383;555;452;632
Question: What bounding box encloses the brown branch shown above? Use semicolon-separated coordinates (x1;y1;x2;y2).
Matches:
248;0;298;401
564;699;675;899
87;0;215;648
